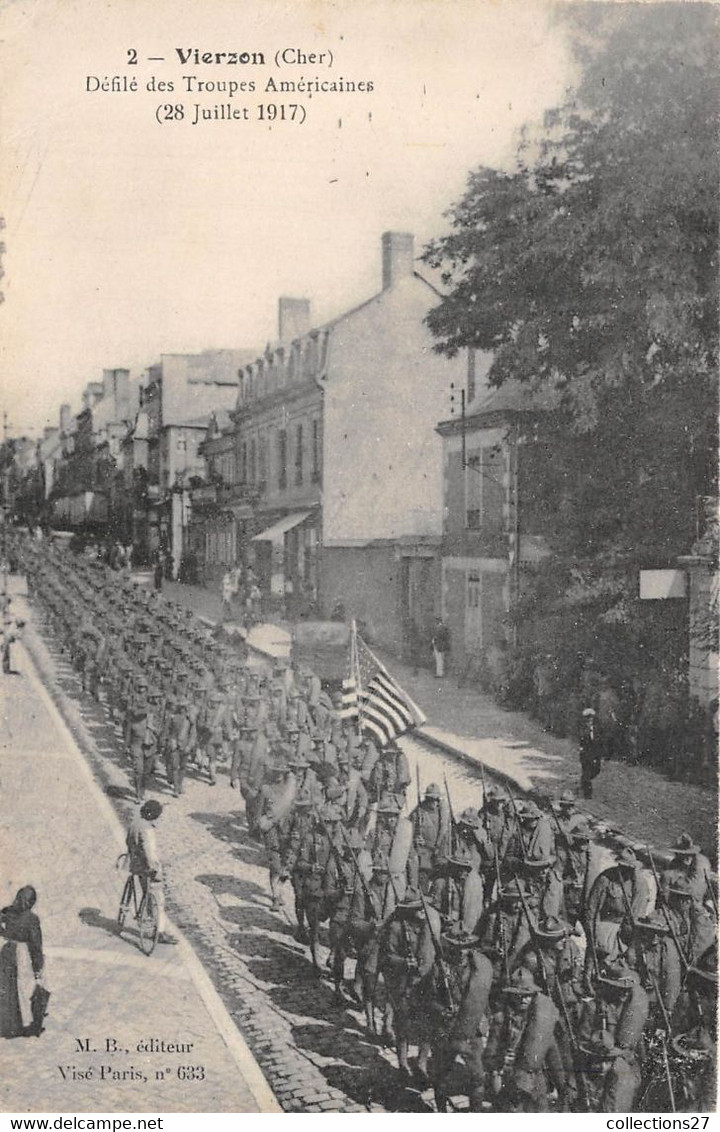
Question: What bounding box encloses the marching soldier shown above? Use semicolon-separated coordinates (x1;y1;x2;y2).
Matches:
484;965;565;1111
577;959;649;1111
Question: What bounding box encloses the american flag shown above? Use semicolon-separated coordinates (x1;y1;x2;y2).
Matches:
341;629;426;746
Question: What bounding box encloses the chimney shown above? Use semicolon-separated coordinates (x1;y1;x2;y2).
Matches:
60;403;72;433
278;297;311;345
382;231;415;290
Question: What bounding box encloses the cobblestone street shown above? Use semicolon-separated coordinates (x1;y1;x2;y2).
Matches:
12;605;422;1113
4;584;716;1114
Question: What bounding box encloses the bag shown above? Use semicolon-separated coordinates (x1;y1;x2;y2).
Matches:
30;983;51;1036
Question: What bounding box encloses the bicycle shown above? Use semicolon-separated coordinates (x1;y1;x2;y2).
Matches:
116;855;160;955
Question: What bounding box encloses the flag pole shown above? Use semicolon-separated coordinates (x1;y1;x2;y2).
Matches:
350;618;365;733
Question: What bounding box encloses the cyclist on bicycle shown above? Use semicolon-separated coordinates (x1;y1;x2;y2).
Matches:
125;800;176;945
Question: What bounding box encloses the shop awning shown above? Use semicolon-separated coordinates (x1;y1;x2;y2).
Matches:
251;510;312;542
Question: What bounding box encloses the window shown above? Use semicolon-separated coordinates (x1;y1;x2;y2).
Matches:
258;433;267;490
278;429;287;489
312;418;321;483
295;423;303;485
466;445;505;532
466;454;481;529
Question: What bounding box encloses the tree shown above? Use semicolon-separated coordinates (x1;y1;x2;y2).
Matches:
423;4;718;711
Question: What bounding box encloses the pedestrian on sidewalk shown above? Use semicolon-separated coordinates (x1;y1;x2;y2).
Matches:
153;551;164;592
125;801;176;945
431;617;450;679
578;706;602;798
221;569;233;621
0;885;47;1038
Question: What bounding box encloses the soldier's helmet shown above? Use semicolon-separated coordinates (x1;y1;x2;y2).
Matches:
671;832;701;857
634;913;670;937
596;959;639;993
502;966;539;997
614;846;638;871
457;807;480;828
579;1030;623;1063
535;915;569;943
424;783;441;801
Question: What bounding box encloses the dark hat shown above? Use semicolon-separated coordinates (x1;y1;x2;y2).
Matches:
579;1030;623;1061
376;793;401;815
671;833;701;856
441;927;479;950
457;807;480;828
535;916;569;942
634;914;670;937
396;886;424;914
522;855;555;872
503;967;539;996
447;854;473;872
596;960;638;991
140;799;163;821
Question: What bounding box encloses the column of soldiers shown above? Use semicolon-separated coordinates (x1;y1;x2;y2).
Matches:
19;537;718;1114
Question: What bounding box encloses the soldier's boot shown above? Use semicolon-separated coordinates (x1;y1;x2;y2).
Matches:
230;747;244;789
269;871;284;912
168;749;181;797
414;1043;431;1088
293;892;309;943
177;752;187;795
397;1036;411;1076
133;754;145;802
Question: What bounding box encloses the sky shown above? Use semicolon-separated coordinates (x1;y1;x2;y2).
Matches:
0;0;576;436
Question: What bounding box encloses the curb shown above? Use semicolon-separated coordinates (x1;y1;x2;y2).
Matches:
412;726;526;796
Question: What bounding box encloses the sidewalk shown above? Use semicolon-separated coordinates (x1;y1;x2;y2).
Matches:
0;639;272;1112
163;583;717;858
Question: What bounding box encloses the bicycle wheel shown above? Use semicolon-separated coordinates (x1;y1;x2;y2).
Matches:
118;876;134;928
139;890;159;955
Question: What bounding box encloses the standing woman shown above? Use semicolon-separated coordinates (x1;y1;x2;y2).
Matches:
0;886;46;1038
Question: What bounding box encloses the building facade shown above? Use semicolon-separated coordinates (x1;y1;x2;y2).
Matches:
194;232;468;649
436;379;553;676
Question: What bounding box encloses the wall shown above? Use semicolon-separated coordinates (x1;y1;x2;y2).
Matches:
321;543;404;652
688;564;720;705
322;276;467;544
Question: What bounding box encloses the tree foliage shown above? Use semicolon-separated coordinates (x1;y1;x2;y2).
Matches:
423;3;718;684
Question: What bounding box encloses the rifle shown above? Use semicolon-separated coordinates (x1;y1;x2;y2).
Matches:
478;759;489;832
494;845;509;982
337;823;377;916
443;773;456;857
704;869;718;920
644;846;691;973
514;872;550;994
418;885;456;1014
549;804;581;885
507;787;528;864
555;977;591;1113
